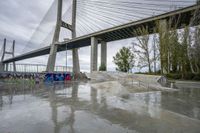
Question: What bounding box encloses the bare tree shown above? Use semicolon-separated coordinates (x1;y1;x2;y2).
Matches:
187;5;200;74
152;32;160;73
189;27;200;74
132;26;155;73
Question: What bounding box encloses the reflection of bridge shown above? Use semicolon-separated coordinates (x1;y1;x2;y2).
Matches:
0;0;200;73
1;82;200;132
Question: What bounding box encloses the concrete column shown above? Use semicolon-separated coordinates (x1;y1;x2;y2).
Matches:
46;0;62;72
47;44;59;72
12;40;16;72
0;39;6;72
71;0;80;73
90;37;98;72
1;38;6;62
0;63;4;72
13;62;16;72
72;49;80;73
72;0;77;37
101;41;107;70
5;63;8;72
0;39;16;72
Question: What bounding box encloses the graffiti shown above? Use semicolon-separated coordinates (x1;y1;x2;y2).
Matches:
44;73;73;82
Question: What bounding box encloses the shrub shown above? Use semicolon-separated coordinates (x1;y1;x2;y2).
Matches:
183;73;195;80
166;73;200;81
99;63;106;71
166;73;182;80
193;74;200;81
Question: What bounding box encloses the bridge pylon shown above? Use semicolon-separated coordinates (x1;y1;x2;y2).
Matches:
90;37;107;73
0;38;16;72
46;0;80;73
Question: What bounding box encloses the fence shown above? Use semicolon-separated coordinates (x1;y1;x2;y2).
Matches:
6;64;72;73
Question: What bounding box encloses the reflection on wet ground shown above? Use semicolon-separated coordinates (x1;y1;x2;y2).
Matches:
0;81;200;133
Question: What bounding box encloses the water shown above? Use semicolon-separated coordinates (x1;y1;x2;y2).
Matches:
0;81;200;133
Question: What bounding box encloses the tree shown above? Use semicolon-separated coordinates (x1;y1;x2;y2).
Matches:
157;20;169;74
168;28;180;73
156;15;181;74
152;33;159;73
179;27;191;77
113;47;134;72
193;27;200;73
189;7;200;74
132;26;156;73
189;27;200;74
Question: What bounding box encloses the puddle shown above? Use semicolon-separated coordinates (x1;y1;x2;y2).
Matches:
0;81;200;133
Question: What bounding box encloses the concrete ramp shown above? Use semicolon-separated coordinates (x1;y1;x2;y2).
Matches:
86;72;167;85
85;72;115;82
86;72;175;92
91;81;128;96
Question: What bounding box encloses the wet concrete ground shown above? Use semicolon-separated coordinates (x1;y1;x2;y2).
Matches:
0;81;200;133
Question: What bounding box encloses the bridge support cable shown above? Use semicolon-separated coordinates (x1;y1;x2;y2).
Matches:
2;0;198;70
76;0;197;36
21;0;57;54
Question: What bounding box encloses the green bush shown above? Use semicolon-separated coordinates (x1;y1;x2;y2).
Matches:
193;74;200;81
99;63;106;71
166;73;200;81
166;73;182;80
183;73;195;80
134;71;161;75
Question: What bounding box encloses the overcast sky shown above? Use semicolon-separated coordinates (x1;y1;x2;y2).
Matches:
0;0;196;72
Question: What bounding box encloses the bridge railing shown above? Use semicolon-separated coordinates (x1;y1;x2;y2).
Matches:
6;64;72;73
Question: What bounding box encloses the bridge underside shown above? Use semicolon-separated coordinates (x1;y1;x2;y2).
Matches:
2;5;200;64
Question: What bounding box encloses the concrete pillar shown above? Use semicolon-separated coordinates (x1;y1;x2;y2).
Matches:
47;44;59;72
72;49;80;73
1;38;6;62
46;0;62;72
72;0;80;73
72;0;77;38
101;41;107;70
0;63;4;72
5;63;8;72
13;62;16;72
90;37;98;72
0;39;16;72
0;39;6;72
12;40;16;72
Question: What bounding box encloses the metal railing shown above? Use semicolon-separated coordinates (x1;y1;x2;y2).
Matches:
6;64;72;73
110;71;150;89
119;76;149;89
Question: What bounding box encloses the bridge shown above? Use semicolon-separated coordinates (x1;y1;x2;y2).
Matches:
0;0;200;73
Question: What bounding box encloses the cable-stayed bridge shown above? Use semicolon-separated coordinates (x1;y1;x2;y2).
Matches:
0;0;199;73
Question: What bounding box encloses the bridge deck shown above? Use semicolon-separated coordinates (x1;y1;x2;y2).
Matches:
3;5;200;63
